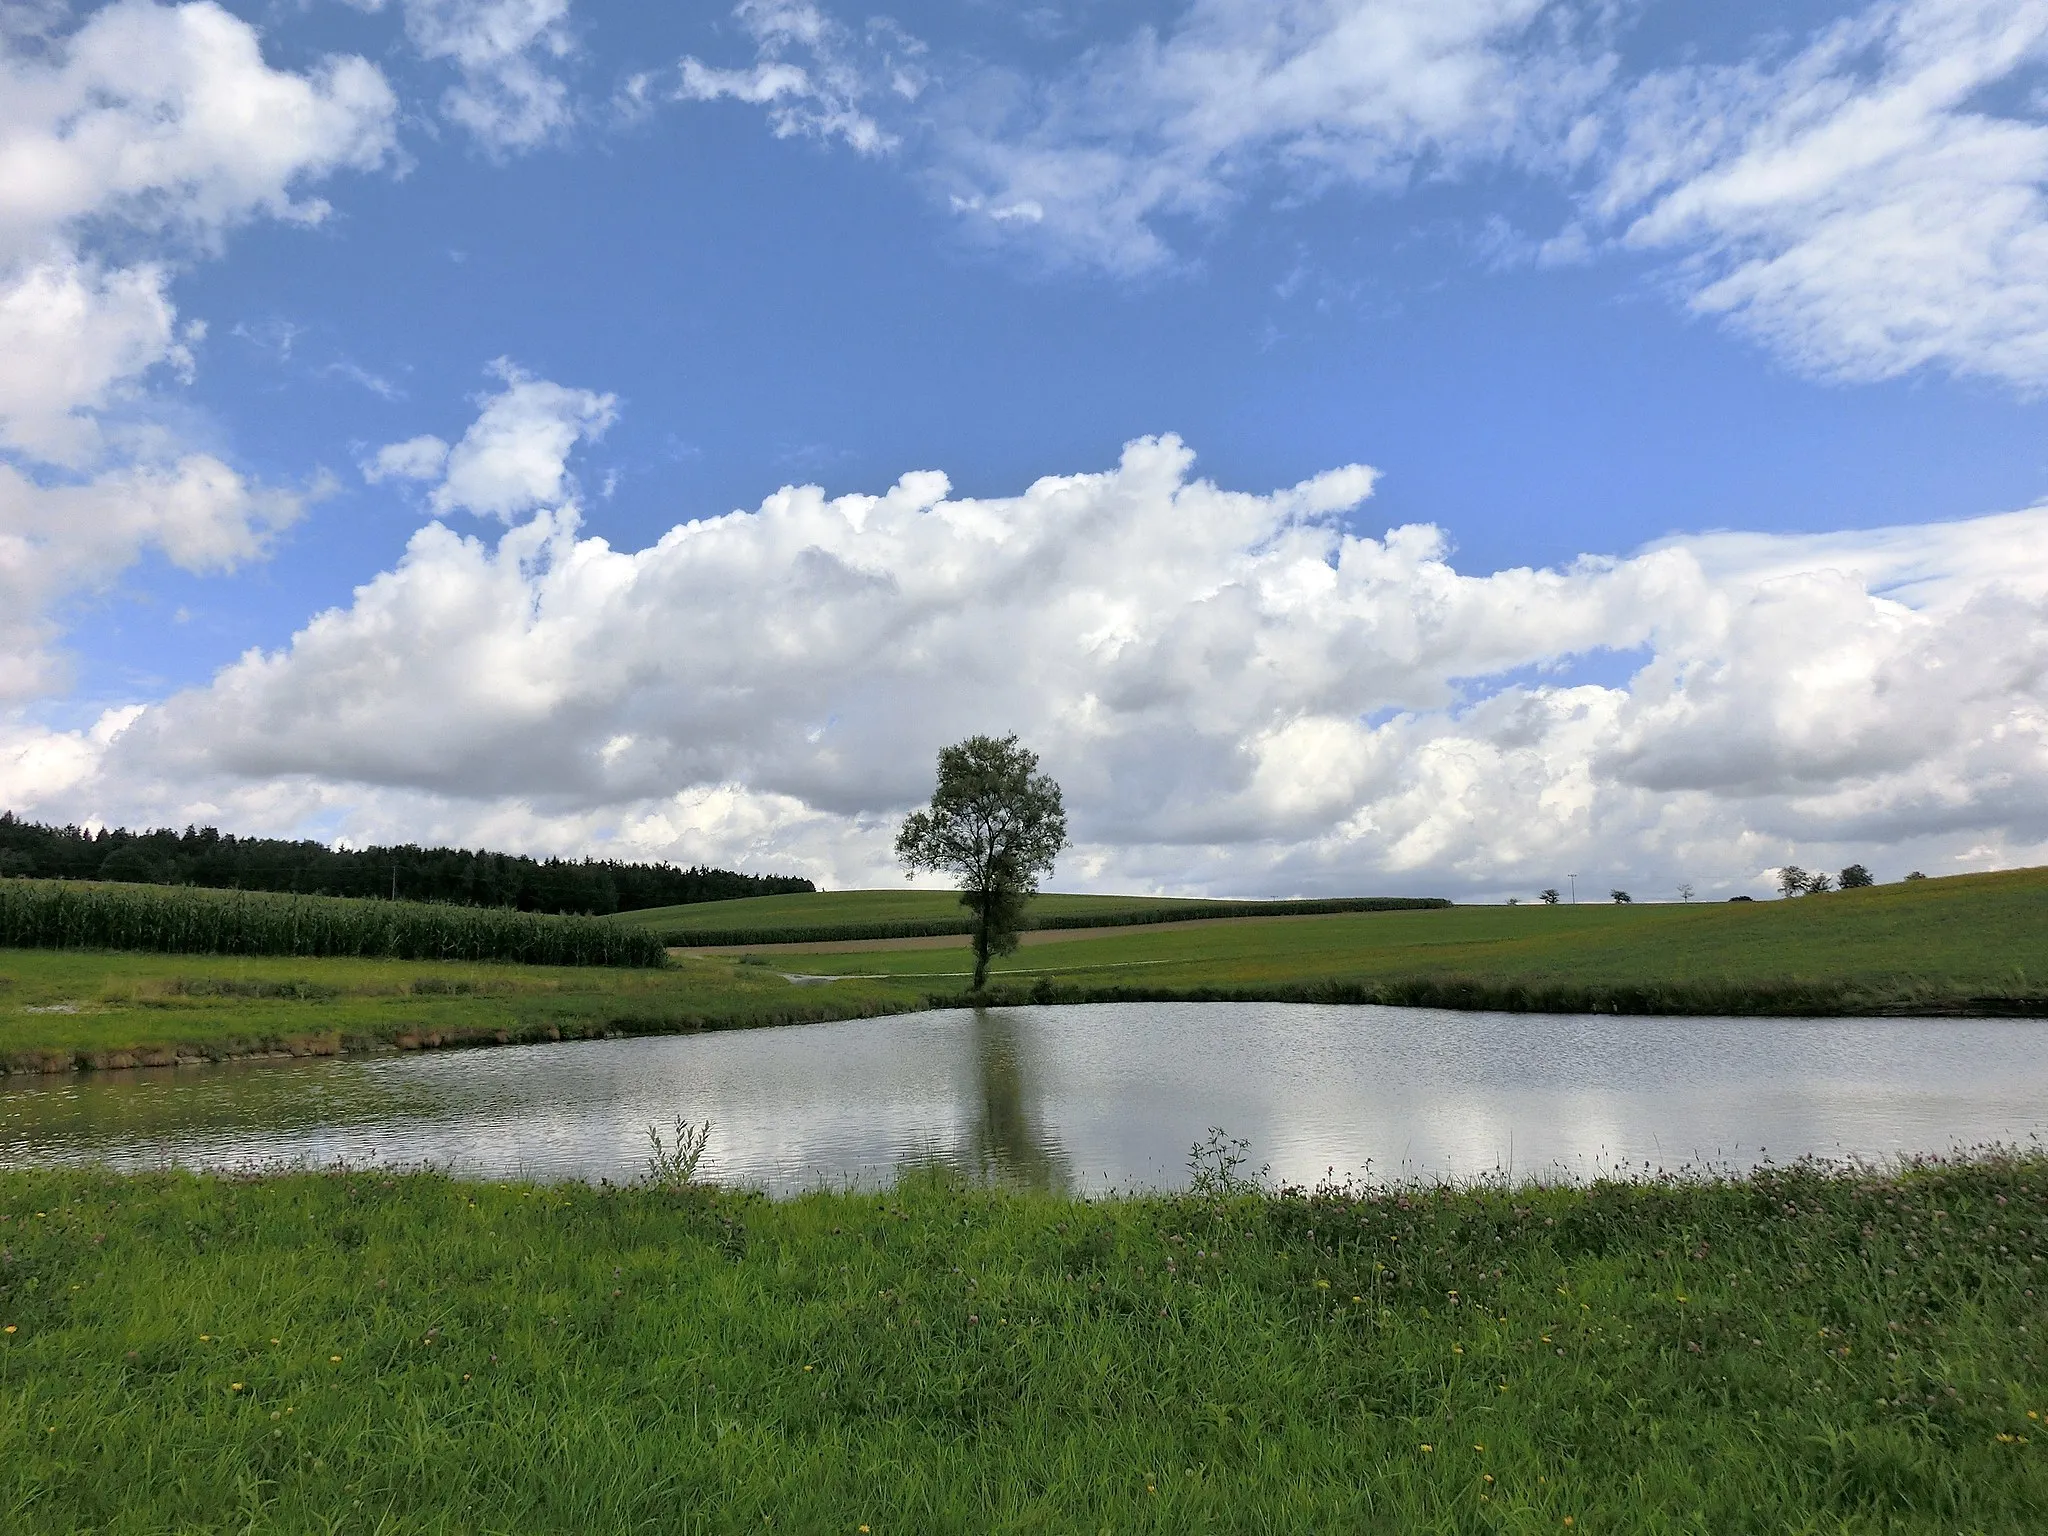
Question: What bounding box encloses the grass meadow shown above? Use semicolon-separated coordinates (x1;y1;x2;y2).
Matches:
606;887;1215;933
743;866;2048;1016
612;888;1443;946
2;1153;2044;1531
0;949;921;1075
2;866;2042;1072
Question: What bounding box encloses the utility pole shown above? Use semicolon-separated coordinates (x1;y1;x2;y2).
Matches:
1568;874;1577;905
391;863;397;902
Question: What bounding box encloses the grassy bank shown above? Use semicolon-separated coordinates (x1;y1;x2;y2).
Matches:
2;1154;2044;1530
0;949;923;1075
4;867;2043;1071
610;887;1446;946
776;866;2048;1016
0;879;667;967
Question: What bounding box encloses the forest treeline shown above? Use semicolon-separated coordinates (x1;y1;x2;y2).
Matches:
0;812;812;916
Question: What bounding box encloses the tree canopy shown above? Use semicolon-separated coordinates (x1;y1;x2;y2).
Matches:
895;735;1069;991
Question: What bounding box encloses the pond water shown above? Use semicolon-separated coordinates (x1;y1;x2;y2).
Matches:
3;1003;2045;1194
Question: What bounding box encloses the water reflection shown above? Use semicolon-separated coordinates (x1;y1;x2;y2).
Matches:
958;1008;1071;1193
3;1003;2046;1193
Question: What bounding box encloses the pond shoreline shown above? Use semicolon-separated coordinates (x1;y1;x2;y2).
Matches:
8;975;2048;1077
0;997;926;1077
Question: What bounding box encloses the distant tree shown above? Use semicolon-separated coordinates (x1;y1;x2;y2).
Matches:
1539;888;1560;905
1838;864;1874;889
1806;872;1834;894
1610;889;1632;904
1505;896;1520;906
0;808;808;913
896;734;1069;992
1904;870;1927;881
1676;882;1695;902
1776;865;1810;898
97;845;166;884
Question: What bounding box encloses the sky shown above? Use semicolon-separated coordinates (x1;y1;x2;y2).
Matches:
3;0;2048;901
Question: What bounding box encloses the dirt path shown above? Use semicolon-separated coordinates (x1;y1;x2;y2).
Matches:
674;912;1329;957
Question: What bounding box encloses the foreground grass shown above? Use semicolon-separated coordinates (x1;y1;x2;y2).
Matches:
2;1155;2045;1531
0;949;924;1074
780;867;2048;1015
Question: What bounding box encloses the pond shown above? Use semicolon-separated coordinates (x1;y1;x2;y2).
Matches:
3;1003;2045;1194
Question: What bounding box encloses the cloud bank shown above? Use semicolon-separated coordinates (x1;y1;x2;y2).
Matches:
8;375;2044;898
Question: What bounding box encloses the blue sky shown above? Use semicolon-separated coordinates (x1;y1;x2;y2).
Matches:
6;0;2048;897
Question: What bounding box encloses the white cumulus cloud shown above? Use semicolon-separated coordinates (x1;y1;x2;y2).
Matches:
0;0;397;260
0;256;182;466
0;0;398;706
369;361;615;520
363;434;451;484
0;455;303;699
11;383;2042;897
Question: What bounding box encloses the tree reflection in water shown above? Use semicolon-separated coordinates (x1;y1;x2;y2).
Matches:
961;1007;1071;1193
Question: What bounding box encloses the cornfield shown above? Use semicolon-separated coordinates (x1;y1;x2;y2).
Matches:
0;880;667;968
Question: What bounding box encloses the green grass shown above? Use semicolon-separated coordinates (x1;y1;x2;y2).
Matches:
777;867;2048;1015
5;868;2043;1070
0;949;925;1074
608;887;1443;946
2;1154;2045;1531
606;888;1212;932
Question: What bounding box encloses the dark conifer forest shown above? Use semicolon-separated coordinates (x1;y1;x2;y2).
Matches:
0;812;812;915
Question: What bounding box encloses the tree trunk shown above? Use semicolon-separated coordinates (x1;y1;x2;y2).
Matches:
971;893;992;990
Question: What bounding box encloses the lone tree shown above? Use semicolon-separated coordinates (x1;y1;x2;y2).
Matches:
1839;863;1874;889
896;734;1069;992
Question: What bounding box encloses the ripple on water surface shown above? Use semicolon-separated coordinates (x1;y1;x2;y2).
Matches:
3;1003;2046;1194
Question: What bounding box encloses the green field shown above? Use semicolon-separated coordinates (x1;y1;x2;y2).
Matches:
4;868;2044;1071
0;878;665;967
3;1153;2044;1530
606;887;1210;932
757;866;2048;1014
0;949;920;1075
607;887;1445;945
